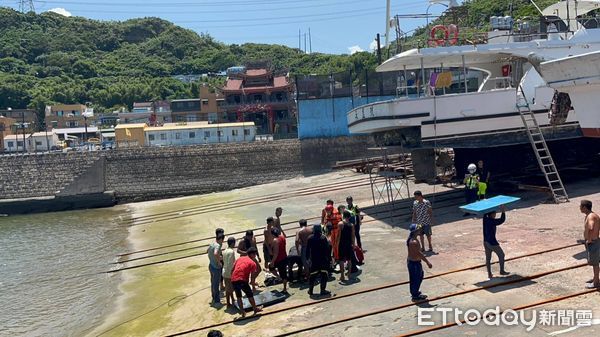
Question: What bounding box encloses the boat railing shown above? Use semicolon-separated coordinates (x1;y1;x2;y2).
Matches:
482;76;513;91
395;85;421;99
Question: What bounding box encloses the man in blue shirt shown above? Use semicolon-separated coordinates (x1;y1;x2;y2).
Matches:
483;205;510;279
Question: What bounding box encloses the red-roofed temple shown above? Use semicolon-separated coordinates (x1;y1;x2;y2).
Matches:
221;67;296;137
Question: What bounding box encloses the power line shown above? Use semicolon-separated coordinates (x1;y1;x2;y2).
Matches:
173;6;398;24
34;0;368;15
35;0;364;8
185;7;402;29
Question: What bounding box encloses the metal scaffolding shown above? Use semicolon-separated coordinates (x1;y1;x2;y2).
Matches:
367;146;411;206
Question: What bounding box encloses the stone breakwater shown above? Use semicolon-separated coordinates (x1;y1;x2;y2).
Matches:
0;136;374;203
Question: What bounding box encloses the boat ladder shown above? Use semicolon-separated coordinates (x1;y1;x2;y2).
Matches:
515;86;569;203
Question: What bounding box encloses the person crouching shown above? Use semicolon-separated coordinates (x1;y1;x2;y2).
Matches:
230;247;263;317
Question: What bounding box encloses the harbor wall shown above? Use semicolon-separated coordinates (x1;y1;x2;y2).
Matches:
0;152;100;200
0;136;374;206
297;96;395;139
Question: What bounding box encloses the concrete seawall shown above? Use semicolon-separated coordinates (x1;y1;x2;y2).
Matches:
0;136;375;211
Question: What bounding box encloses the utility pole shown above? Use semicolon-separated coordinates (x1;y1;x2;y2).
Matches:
18;0;35;13
298;29;302;53
304;33;307;53
21;111;26;154
385;0;391;47
309;28;312;53
376;33;383;65
84;115;88;143
44;122;50;152
376;34;384;95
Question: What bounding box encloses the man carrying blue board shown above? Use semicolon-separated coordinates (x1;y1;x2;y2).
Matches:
482;205;510;279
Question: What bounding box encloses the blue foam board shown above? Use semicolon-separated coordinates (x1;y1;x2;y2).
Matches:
459;195;521;215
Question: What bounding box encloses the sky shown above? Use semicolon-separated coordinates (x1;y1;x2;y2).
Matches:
5;0;459;55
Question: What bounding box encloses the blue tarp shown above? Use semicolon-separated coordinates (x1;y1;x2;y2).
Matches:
459;195;521;215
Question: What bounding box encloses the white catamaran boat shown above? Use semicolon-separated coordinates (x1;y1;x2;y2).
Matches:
348;0;600;147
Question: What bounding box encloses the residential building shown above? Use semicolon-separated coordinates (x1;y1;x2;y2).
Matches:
46;104;96;129
115;123;146;148
119;101;171;125
100;128;116;143
145;121;256;146
220;65;296;138
52;127;99;144
0;109;38;134
99;113;119;127
170;99;201;122
170;86;225;123
3;134;29;152
0;116;15;152
30;131;60;152
114;121;257;147
0;108;37;124
200;85;225;123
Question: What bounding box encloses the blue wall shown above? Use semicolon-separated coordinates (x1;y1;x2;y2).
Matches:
298;96;396;139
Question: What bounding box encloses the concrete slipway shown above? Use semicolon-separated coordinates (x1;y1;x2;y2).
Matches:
88;171;600;337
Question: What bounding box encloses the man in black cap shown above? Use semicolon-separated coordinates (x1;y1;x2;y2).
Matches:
306;224;331;297
483;205;509;279
407;223;432;302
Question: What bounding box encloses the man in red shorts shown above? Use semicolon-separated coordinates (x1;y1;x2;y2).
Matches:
231;247;263;317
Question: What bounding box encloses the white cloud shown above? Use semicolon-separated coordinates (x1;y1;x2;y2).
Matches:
347;45;364;55
369;39;378;51
47;8;72;17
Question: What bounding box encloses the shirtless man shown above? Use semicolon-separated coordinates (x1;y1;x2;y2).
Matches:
263;217;275;270
407;223;433;301
274;207;285;236
237;230;262;291
580;200;600;289
295;219;313;280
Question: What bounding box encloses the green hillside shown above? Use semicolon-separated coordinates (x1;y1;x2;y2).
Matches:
0;7;376;115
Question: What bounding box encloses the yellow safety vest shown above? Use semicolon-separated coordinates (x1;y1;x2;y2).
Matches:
465;174;479;189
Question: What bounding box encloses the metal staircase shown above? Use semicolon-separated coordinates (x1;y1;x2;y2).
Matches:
516;86;568;203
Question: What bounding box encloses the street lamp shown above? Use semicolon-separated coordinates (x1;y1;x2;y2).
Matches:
82;107;94;146
20;111;26;154
426;0;458;29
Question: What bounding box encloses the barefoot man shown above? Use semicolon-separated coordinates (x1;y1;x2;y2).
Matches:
581;200;600;289
274;207;285;236
231;247;263;317
407;223;432;302
263;217;275;270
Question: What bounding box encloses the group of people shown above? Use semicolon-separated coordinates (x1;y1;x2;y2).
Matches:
406;190;600;302
209;177;600;315
207;197;365;316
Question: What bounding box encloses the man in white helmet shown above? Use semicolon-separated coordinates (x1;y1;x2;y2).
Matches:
463;163;480;215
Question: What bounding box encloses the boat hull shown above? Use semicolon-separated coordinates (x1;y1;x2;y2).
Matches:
347;88;579;147
537;50;600;138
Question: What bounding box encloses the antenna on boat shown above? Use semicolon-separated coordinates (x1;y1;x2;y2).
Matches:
529;0;544;16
